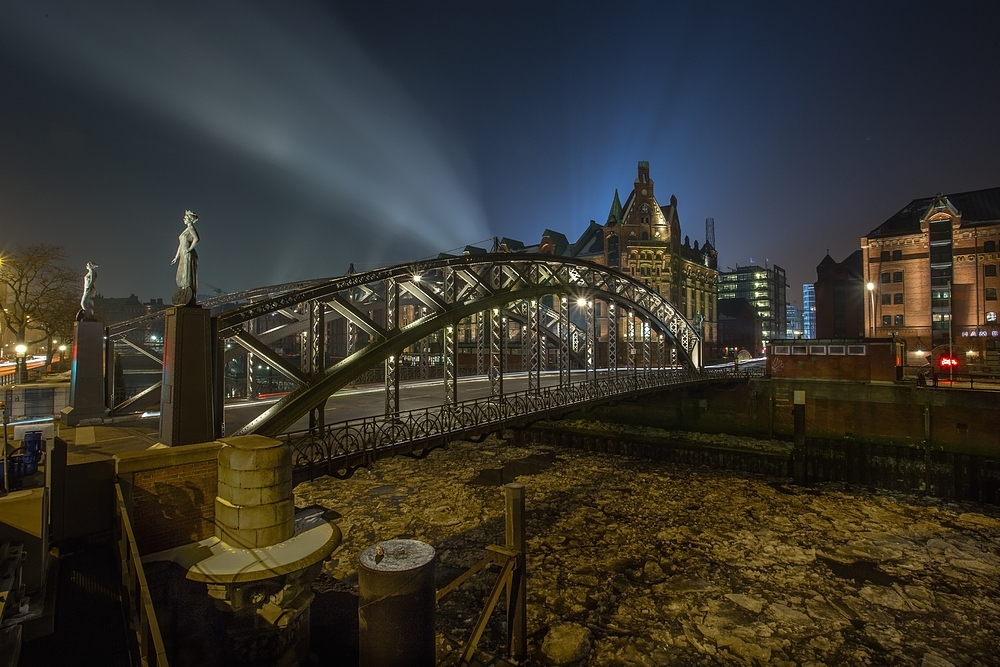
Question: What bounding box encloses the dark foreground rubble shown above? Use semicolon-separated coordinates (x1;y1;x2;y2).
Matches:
295;434;1000;666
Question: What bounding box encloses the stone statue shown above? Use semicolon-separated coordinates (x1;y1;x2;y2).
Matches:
78;262;98;321
171;210;200;306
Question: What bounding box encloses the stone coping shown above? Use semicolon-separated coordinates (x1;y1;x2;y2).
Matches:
114;440;223;475
141;509;341;584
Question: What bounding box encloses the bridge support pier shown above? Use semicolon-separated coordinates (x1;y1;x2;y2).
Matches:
61;320;109;425
159;306;215;447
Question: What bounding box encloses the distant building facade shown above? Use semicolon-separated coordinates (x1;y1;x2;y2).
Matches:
717;298;761;358
601;162;719;356
802;284;817;338
717;263;786;349
785;304;802;338
861;188;1000;368
814;250;865;339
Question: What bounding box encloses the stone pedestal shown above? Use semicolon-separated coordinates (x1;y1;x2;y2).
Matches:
60;320;108;426
159;306;215;447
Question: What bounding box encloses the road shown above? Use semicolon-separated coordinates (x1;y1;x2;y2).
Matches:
221;369;618;434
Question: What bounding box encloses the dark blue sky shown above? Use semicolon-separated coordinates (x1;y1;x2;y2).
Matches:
1;1;998;305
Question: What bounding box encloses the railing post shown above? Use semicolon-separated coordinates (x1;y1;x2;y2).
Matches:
385;278;399;418
505;483;527;662
490;308;504;399
585;299;595;383
607;300;617;380
528;299;539;394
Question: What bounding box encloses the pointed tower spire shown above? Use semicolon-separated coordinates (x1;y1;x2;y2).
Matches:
606;189;624;226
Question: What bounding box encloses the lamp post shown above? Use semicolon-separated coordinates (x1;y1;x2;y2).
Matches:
58;344;67;368
866;282;875;338
14;343;27;384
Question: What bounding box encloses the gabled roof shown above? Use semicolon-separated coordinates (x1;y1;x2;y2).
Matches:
571;221;605;258
540;229;570;256
499;237;526;252
867;186;1000;238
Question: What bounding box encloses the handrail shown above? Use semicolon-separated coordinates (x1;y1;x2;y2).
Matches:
115;482;170;667
284;365;764;478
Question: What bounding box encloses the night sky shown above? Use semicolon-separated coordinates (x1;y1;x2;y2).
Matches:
2;2;998;306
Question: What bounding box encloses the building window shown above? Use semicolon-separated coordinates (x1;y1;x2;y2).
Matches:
881;293;891;305
791;345;808;355
985;240;997;253
894;314;904;326
893;293;904;305
881;272;891;284
881;315;891;327
848;345;866;355
987;288;998;301
809;345;826;355
892;271;903;283
987;311;998;323
773;345;790;355
986;264;997;277
880;251;890;261
892;250;902;261
828;345;846;355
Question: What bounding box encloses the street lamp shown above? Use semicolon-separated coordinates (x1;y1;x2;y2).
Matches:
866;282;875;338
58;344;67;366
14;343;27;384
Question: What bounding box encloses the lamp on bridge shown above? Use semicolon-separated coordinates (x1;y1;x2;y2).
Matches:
14;343;27;384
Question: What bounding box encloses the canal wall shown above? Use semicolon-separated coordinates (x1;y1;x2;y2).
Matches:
583;378;999;456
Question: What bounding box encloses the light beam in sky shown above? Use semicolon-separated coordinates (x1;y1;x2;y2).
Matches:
1;1;490;274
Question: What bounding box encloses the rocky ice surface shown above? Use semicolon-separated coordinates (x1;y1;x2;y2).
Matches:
295;435;1000;666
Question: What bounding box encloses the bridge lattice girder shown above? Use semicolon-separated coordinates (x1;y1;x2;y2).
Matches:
210;254;701;436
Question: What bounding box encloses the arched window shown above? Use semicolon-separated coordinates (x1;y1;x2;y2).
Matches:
607;234;619;268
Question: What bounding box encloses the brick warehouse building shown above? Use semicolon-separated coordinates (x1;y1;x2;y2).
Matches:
861;187;1000;369
601;162;719;355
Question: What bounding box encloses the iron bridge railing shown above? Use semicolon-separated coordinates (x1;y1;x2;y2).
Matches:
283;364;764;480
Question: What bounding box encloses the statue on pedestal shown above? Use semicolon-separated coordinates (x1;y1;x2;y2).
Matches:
171;210;200;306
78;262;98;321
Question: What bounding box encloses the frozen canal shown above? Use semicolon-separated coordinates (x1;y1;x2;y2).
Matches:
296;433;1000;666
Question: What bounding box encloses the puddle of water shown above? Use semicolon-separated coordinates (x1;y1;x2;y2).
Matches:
818;556;898;587
469;452;560;486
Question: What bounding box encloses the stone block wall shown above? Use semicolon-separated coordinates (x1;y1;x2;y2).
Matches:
115;442;222;556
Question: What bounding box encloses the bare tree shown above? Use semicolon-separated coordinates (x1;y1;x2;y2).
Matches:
0;244;78;360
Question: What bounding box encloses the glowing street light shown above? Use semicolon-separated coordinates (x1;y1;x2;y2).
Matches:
866;282;875;337
14;343;27;384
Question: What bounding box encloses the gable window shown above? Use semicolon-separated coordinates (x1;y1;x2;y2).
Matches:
893;293;904;304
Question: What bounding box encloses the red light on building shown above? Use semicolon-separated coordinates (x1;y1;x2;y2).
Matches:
939;355;958;368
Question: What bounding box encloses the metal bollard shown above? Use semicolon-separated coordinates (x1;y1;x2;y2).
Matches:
358;539;436;667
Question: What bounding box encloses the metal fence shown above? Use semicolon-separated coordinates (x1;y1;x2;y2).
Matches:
284;364;764;480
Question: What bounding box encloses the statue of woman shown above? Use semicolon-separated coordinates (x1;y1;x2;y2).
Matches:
171;210;199;306
78;262;98;321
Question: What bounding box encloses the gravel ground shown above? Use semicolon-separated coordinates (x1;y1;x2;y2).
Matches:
295;433;1000;666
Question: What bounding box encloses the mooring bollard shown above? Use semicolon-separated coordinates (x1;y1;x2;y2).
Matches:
358;539;436;667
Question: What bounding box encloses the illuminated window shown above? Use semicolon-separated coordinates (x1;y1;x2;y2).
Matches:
892;250;902;261
986;264;997;277
987;311;998;323
893;293;904;305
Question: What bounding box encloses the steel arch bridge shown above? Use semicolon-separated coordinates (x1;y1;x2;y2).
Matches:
105;253;705;439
